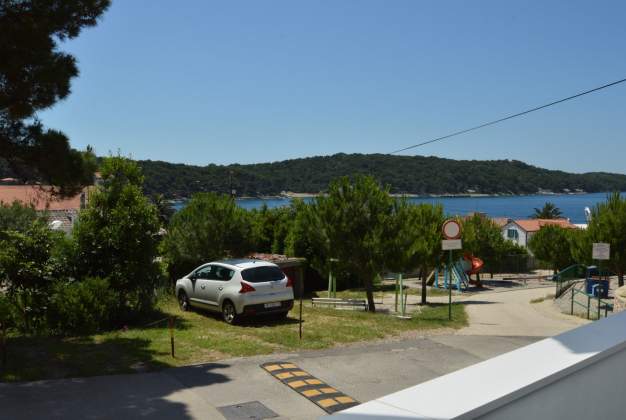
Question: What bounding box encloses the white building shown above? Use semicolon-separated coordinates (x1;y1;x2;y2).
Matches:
501;218;577;248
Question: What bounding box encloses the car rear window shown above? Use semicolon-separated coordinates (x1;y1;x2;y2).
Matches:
241;266;285;283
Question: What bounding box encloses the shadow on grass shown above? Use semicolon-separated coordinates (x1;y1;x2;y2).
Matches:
1;335;175;383
237;315;301;328
189;305;301;328
131;307;193;331
313;283;411;295
479;280;526;289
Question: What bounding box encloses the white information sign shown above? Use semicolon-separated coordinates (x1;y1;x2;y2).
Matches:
592;243;610;260
442;239;462;250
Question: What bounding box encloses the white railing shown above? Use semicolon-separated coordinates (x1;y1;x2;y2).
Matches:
326;311;626;419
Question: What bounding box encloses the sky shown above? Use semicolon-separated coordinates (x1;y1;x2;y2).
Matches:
39;0;626;173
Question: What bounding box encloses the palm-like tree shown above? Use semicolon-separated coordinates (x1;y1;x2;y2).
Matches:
531;202;563;219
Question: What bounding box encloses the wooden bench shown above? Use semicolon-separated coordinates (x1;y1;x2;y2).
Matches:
311;297;368;311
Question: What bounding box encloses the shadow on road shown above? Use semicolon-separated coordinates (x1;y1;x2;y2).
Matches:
0;360;231;419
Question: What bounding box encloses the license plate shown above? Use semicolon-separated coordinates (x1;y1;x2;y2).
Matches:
264;302;281;308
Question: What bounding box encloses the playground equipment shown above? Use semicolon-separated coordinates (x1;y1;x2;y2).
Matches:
465;254;484;276
433;254;484;291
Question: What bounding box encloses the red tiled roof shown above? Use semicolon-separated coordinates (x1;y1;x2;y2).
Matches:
0;185;84;211
513;218;577;232
491;217;510;228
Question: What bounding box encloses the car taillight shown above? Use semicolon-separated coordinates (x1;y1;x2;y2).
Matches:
286;276;293;288
239;282;256;294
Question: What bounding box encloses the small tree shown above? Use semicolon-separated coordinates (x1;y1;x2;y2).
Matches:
285;199;332;278
250;204;295;254
163;192;255;279
588;192;626;287
1;1;109;194
73;156;161;314
568;227;592;266
531;202;563;219
462;214;504;283
528;225;574;273
310;176;397;312
389;202;444;304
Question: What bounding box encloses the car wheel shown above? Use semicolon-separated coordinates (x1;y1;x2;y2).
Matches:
178;291;190;311
274;311;289;320
222;301;238;324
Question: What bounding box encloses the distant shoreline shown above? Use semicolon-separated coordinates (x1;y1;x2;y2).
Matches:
170;190;593;202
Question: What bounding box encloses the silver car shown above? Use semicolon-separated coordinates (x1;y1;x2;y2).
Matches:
175;259;294;324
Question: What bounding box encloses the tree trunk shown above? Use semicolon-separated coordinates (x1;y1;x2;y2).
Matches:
364;276;376;312
619;272;624;288
421;266;427;305
0;322;5;368
476;272;482;288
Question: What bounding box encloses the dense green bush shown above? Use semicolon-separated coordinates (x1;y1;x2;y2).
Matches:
0;221;65;333
588;192;626;286
47;278;118;335
73;156;162;315
528;225;575;273
163;192;255;279
0;201;40;233
0;293;15;332
250;205;294;254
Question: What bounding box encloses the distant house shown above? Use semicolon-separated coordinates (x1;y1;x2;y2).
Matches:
0;185;92;233
501;218;577;248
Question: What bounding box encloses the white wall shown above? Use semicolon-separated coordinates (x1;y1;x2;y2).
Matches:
326;311;626;419
501;222;527;248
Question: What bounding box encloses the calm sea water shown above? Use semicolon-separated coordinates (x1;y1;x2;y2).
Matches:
173;192;617;224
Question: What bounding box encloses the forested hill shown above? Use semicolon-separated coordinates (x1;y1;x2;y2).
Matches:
137;154;626;198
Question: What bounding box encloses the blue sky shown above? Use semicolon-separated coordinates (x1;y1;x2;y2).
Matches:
39;0;626;173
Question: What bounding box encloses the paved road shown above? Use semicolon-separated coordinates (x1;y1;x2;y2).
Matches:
0;287;588;420
0;334;540;420
453;287;589;336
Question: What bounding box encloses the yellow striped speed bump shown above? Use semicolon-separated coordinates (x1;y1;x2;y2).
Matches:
261;362;359;414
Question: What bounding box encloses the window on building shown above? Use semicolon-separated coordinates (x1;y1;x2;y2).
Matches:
507;229;519;240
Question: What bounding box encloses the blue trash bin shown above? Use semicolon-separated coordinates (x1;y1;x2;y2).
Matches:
585;279;609;298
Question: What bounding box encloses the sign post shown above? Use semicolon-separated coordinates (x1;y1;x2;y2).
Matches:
592;243;610;261
442;220;462;321
168;317;175;358
592;243;610;307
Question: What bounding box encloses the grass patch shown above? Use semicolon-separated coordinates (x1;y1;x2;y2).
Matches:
530;293;556;304
329;284;450;300
0;295;466;382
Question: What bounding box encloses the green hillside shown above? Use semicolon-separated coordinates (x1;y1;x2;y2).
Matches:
137;154;626;198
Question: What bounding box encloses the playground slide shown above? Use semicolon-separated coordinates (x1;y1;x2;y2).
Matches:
432;254;484;290
465;255;484;275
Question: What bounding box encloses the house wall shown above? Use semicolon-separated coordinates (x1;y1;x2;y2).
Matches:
45;209;78;234
501;222;527;247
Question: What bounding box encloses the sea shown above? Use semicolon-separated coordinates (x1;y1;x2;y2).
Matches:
172;192;618;224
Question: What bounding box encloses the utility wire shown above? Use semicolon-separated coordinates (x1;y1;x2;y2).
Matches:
390;77;626;154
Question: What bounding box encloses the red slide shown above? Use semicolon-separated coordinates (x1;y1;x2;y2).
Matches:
463;254;484;275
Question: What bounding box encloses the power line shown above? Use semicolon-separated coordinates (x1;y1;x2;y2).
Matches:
389;77;626;154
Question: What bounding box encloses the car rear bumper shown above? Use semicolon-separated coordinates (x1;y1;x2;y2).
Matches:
242;299;293;316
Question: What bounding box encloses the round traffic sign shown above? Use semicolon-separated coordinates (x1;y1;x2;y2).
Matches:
442;219;462;239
